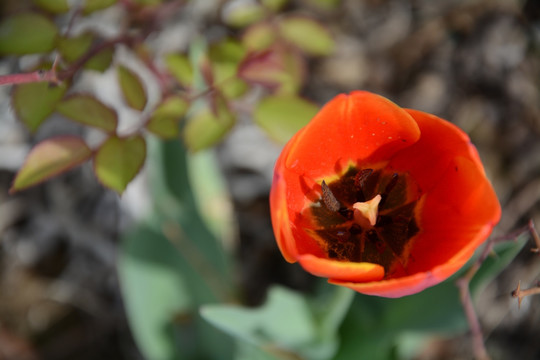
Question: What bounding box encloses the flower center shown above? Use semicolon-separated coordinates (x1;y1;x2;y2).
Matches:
305;166;422;277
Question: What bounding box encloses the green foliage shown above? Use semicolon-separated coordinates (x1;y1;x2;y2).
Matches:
146;96;189;139
94;135;147;194
56;94;118;132
0;13;59;55
254;95;319;143
165;54;194;87
12;81;67;133
117;65;148;111
10;136;92;193
278;16;334;56
33;0;70;13
83;0;118;14
57;33;94;63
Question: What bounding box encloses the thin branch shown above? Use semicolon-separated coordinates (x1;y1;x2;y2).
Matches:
511;280;540;308
0;70;59;86
456;277;490;360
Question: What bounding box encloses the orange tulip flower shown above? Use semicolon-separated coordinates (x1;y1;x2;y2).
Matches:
270;91;501;297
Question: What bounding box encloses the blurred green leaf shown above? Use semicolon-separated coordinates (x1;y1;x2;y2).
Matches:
235;341;281;360
119;222;192;360
0;13;58;55
209;39;248;99
10;136;92;193
85;47;114;72
165;54;194;88
278;16;334;56
223;2;266;28
139;137;235;359
93;135;146;194
261;0;288;12
242;22;277;51
12;81;67;133
186;149;236;248
33;0;70;13
183;95;235;152
117;65;147;111
84;0;117;14
146;96;189;139
57;33;94;63
202;287;317;349
254;95;318;143
56;94;118;132
470;234;529;295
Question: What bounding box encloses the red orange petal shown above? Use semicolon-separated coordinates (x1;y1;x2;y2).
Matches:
298;254;384;282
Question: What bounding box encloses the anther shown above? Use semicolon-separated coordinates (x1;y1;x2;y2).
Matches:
321;180;341;212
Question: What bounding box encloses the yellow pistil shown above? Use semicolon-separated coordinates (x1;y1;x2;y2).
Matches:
352;194;382;227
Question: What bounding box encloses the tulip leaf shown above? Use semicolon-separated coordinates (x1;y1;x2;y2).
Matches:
164;53;193;87
56;94;118;132
201;286;317;349
12;81;68;133
0;13;59;55
57;33;94;63
83;0;117;14
278;16;334;56
117;65;147;111
145;96;189;139
93;135;146;194
254;95;319;143
10;136;92;193
33;0;70;13
120;137;234;359
119;222;192;360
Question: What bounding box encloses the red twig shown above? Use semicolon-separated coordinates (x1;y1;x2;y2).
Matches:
511;280;540;308
0;70;59;86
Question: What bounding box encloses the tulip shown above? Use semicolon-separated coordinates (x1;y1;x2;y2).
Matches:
270;91;501;297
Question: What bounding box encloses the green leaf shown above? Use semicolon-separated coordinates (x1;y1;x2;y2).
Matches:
0;13;59;55
119;222;192;360
183;96;235;151
209;39;248;99
83;0;117;14
57;33;94;63
187;150;236;246
470;234;529;295
242;22;277;51
93;135;146;194
164;53;193;87
139;137;235;359
12;81;67;133
117;65;147;111
201;286;317;349
33;0;70;13
223;2;266;28
85;47;114;72
278;16;334;56
261;0;288;12
10;136;92;193
146;96;189;139
56;94;118;132
254;95;318;143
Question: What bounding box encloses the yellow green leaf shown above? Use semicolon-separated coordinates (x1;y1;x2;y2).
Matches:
254;95;318;143
10;136;92;193
146;96;189;139
223;2;266;28
242;22;277;51
117;65;147;111
56;94;118;132
164;54;193;87
278;16;334;56
84;0;117;14
85;47;114;72
57;33;94;63
12;81;67;133
33;0;70;13
0;13;59;55
94;135;146;194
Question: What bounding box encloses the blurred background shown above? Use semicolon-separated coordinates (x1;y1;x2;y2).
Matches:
1;0;540;359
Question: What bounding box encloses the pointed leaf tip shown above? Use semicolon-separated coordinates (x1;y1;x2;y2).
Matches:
10;136;92;193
